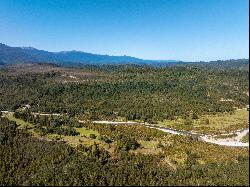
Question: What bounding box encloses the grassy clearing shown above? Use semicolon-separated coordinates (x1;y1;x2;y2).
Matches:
241;133;249;143
2;113;39;136
62;135;97;146
131;140;163;155
139;140;159;149
157;108;249;134
194;108;248;129
46;126;101;147
115;116;127;121
2;111;248;162
162;135;249;165
157;118;192;131
2;113;102;147
3;113;30;128
75;127;100;138
45;133;103;148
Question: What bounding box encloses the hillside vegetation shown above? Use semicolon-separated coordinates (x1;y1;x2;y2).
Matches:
0;116;249;186
0;64;248;123
0;63;249;186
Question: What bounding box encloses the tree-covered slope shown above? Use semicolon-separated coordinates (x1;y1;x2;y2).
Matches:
0;117;248;186
0;65;248;122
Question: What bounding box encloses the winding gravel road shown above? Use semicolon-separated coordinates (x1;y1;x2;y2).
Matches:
92;120;249;147
1;110;248;147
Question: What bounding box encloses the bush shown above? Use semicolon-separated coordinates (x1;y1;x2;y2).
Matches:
115;135;140;151
99;135;112;143
192;113;199;119
89;134;97;139
184;118;193;126
157;141;164;148
201;118;210;125
205;118;209;125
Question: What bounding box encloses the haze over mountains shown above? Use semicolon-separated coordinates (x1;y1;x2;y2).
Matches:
0;43;179;66
0;43;248;69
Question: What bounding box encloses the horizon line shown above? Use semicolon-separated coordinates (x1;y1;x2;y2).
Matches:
1;42;249;63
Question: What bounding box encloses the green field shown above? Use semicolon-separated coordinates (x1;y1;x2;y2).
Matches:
1;113;102;147
75;126;100;138
241;133;249;143
2;113;38;135
139;140;160;149
3;113;30;128
157;108;249;134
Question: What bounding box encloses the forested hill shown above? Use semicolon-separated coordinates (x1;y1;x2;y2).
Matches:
180;59;249;70
0;43;248;69
0;43;144;65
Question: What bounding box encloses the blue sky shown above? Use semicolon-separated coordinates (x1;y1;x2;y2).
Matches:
0;0;249;61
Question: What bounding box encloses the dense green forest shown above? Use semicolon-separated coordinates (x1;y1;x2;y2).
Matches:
0;63;249;186
0;117;249;186
0;65;248;123
13;109;82;136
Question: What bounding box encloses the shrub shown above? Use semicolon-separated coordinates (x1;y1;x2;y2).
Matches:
89;134;97;139
115;135;140;151
201;118;210;125
184;118;193;126
192;113;199;119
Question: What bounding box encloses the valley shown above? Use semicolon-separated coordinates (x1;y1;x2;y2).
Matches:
0;61;249;186
1;0;249;185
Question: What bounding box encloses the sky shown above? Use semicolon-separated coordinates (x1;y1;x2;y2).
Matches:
0;0;249;61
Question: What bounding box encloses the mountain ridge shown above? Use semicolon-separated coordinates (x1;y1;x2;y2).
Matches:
0;43;248;69
0;43;146;65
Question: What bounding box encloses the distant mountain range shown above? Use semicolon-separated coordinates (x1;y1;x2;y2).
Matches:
0;43;248;69
0;43;179;66
0;43;138;65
